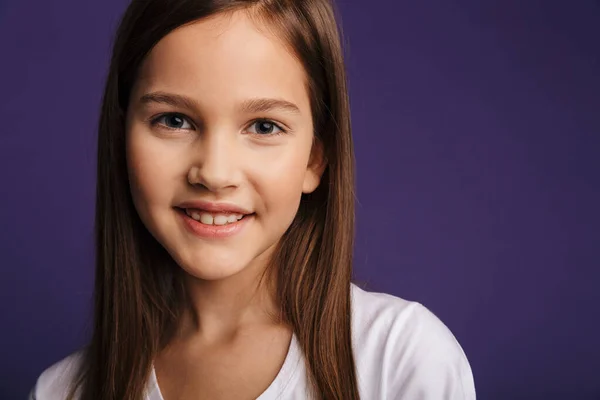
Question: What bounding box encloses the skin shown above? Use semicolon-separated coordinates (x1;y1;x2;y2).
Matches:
125;9;324;400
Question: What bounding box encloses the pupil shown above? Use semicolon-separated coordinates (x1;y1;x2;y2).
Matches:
168;115;183;128
258;121;273;134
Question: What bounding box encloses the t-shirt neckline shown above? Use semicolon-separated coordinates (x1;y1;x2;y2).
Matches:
146;333;301;400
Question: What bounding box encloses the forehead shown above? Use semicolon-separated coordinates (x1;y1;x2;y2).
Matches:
133;11;310;115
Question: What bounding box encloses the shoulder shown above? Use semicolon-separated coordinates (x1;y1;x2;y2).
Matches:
350;283;476;399
29;350;85;400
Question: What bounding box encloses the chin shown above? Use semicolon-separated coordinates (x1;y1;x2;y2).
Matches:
174;250;251;281
181;264;245;281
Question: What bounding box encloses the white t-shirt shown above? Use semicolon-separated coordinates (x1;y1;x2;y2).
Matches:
30;283;476;399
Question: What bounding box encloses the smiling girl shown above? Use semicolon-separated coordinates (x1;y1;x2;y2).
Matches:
30;0;475;399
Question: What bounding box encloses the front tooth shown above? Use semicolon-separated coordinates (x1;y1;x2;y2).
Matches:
227;214;238;223
236;214;244;220
199;213;214;225
213;215;229;226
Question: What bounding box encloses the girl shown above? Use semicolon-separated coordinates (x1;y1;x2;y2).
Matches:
30;0;476;399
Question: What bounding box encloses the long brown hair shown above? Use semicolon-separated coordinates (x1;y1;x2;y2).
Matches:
68;0;357;398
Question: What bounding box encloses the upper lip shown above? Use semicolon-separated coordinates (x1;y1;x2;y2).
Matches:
177;200;253;215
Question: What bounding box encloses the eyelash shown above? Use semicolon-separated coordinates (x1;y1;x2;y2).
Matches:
149;112;288;136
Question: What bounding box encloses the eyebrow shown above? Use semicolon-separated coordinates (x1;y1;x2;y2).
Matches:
138;91;301;115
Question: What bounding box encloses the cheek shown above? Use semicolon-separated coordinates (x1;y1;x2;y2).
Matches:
251;146;310;214
126;132;175;212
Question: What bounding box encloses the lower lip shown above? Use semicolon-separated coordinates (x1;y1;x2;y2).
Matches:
176;208;252;239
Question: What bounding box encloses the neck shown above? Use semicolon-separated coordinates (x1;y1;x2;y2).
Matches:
176;249;282;345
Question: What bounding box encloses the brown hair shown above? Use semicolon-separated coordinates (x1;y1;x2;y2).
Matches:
68;0;357;399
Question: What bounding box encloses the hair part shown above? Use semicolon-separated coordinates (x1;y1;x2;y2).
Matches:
68;1;358;399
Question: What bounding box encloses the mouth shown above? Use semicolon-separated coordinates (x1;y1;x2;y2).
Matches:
175;207;254;226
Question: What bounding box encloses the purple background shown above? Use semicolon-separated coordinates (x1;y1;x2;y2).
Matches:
1;1;599;398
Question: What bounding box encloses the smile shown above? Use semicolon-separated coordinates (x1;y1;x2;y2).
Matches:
184;208;246;226
175;207;254;239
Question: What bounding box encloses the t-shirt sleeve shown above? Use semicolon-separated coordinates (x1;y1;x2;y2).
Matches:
386;303;476;400
29;351;84;400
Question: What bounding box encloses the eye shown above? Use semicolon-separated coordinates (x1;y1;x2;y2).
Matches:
150;113;194;131
246;119;286;136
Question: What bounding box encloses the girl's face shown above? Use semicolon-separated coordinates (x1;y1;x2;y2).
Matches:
125;11;323;281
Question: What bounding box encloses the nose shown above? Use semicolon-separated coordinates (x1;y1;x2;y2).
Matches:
187;131;240;192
